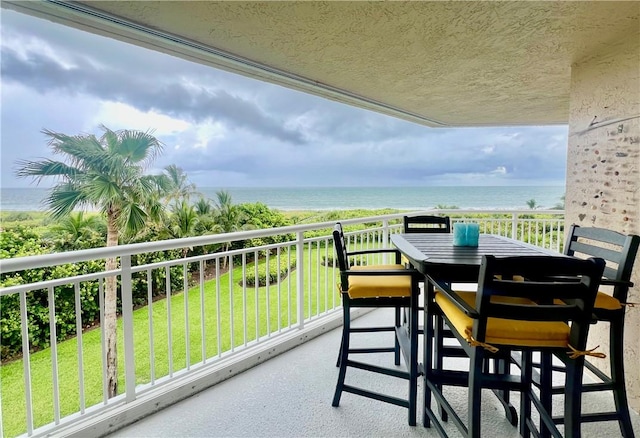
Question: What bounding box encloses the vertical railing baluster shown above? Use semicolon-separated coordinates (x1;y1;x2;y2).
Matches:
229;256;235;352
74;282;85;413
99;278;107;404
324;239;328;315
147;270;155;383
121;255;135;402
19;290;33;435
277;247;282;332
296;231;305;329
315;241;320;317
287;246;292;328
199;261;205;363
215;258;221;358
266;250;271;336
48;286;60;423
307;241;312;318
166;266;173;377
183;262;190;370
254;251;259;341
242;253;247;346
511;212;518;240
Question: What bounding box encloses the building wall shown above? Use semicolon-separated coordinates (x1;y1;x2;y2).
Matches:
566;33;640;410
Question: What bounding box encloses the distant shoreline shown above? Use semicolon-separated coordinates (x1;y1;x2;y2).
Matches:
1;186;566;212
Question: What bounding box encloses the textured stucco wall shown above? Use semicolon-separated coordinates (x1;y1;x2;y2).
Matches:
566;33;640;411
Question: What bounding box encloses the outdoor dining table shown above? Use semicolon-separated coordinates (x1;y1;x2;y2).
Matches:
390;233;556;282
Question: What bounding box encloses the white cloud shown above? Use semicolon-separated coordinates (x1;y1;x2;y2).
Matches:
491;166;507;175
91;102;191;135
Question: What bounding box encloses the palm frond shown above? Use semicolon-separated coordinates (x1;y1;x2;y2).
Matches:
15;159;82;183
119;203;148;236
46;186;87;220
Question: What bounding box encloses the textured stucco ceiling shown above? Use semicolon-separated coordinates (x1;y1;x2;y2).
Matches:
5;1;639;127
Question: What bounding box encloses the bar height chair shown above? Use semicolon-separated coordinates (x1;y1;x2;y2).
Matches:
550;225;640;436
423;254;605;438
331;222;420;426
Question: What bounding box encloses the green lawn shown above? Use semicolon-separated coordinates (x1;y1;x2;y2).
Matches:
1;249;340;437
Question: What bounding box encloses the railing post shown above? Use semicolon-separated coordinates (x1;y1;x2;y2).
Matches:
511;212;518;240
120;255;136;402
382;219;390;264
296;231;305;330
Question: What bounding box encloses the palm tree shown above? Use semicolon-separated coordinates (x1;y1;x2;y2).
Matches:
16;125;168;398
526;198;538;210
162;164;198;205
553;195;566;210
50;211;105;249
213;190;245;268
165;200;200;258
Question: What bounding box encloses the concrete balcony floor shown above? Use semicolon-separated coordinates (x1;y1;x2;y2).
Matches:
110;309;640;437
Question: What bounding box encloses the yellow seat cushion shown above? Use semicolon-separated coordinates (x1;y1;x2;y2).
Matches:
594;291;622;310
344;264;412;299
553;291;621;311
435;291;570;348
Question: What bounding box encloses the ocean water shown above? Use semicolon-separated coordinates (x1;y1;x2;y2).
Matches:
1;186;565;212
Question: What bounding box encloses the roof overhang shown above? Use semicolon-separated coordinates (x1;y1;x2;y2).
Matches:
3;1;639;127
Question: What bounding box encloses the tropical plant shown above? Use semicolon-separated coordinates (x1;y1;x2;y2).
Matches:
526;198;538;209
164;200;200;257
15;125;168;398
213;190;246;267
553;195;566;210
161;164;199;205
49;211;105;250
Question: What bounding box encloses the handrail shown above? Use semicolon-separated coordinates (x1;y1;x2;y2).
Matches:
0;209;563;273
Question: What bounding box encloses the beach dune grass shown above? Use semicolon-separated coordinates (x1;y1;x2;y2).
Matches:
1;250;339;437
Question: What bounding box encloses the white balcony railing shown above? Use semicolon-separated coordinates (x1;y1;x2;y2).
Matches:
0;209;564;437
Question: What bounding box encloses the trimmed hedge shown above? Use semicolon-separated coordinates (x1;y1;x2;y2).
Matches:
241;255;297;287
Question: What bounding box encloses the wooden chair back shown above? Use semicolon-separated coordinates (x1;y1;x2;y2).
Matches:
474;255;605;348
564;225;639;302
403;215;451;233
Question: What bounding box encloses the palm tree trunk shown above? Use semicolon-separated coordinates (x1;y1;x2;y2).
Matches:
105;214;119;398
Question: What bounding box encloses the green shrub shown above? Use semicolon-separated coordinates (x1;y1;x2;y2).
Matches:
241;255;297;287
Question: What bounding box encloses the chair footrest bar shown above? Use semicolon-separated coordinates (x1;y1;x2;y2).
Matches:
440;346;467;357
429;369;524;390
347;359;410;380
350;326;396;333
342;384;410;408
550;381;616;394
348;347;395;354
552;412;622;424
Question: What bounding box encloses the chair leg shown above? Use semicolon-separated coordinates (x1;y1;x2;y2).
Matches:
434;311;448;422
423;283;435;428
539;352;553;438
610;317;635;438
493;354;518;426
520;351;533;438
408;287;419;426
564;356;586;438
468;351;484;438
332;300;351;407
395;306;402;366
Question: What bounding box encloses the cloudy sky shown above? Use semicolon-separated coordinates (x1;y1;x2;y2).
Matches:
1;9;568;189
